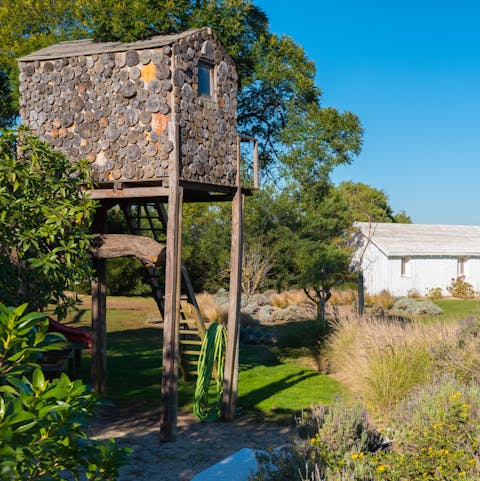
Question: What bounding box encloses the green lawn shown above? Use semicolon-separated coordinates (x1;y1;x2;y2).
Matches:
69;299;341;418
434;299;480;318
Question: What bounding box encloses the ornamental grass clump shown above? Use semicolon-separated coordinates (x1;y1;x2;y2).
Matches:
326;315;457;419
432;317;480;384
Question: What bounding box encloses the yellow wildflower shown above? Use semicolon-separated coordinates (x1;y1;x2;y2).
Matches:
377;465;386;473
351;453;359;459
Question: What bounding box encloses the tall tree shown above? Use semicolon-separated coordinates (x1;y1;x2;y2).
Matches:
0;128;96;318
337;181;411;224
0;1;365;302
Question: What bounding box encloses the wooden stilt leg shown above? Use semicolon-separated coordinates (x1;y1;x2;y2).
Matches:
91;204;107;394
160;187;183;442
91;258;107;393
222;187;244;421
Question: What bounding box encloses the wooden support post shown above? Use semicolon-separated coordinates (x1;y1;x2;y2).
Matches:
91;205;107;394
160;62;183;440
160;186;183;441
222;186;244;421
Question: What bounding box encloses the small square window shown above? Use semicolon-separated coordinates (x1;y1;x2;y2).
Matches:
198;61;214;97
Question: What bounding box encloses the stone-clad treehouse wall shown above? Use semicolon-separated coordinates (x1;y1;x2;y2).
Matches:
18;28;238;187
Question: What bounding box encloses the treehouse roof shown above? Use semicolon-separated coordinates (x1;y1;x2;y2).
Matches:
19;28;212;61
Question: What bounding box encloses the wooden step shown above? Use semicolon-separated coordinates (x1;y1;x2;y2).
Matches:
179;329;200;335
179;339;202;345
181;350;202;355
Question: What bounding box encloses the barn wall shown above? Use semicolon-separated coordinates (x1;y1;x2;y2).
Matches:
362;250;480;297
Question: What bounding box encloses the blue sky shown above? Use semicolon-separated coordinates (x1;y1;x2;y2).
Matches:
255;0;480;224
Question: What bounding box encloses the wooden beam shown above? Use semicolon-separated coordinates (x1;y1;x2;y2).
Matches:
160;187;183;441
91;205;107;394
160;53;182;441
222;187;244;420
87;186;169;200
90;234;166;266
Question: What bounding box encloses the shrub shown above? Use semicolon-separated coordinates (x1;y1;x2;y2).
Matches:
432;317;480;384
407;288;421;298
194;293;228;324
270;290;310;308
0;304;130;479
427;287;443;300
251;402;383;481
447;275;476;299
369;378;480;480
326;315;457;419
391;297;443;316
329;288;357;307
0;128;97;319
365;290;395;310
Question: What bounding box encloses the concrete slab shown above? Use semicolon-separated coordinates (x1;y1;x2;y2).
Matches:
191;447;260;481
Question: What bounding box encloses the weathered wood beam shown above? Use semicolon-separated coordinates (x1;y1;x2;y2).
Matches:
91;205;107;394
90;233;166;266
222;189;244;420
87;186;169;200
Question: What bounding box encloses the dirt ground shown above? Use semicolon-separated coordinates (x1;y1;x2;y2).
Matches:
90;407;295;481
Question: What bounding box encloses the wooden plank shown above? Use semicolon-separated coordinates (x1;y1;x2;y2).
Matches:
87;186;169;199
160;186;183;441
160;51;182;440
221;186;244;420
91;205;107;394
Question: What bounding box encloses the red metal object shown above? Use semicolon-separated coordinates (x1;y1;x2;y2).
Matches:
47;317;93;350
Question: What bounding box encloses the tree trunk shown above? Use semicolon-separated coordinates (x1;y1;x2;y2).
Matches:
90;234;166;266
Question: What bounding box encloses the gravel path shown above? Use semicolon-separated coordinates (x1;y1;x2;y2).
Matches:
90;408;294;481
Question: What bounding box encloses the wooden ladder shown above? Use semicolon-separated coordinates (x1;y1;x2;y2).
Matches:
121;202;206;380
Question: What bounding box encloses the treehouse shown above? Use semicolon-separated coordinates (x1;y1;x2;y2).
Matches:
18;27;257;441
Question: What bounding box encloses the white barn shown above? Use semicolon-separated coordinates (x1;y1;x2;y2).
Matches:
353;223;480;297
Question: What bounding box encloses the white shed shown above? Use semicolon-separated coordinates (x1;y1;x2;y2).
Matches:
353;222;480;297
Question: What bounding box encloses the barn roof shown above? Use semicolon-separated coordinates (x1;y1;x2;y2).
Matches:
355;222;480;257
18;27;212;61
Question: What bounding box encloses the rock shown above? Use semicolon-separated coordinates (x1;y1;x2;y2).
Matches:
258;305;274;323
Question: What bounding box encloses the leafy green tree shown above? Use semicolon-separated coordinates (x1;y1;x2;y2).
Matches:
0;304;129;480
0;1;86;124
0;128;96;318
0;1;366;300
294;187;352;318
337;181;411;224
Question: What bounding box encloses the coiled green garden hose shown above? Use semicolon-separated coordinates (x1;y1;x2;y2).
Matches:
193;322;227;422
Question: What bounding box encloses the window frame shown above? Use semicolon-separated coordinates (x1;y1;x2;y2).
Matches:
457;257;467;277
198;59;215;99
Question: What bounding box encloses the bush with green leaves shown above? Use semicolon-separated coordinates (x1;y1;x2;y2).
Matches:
251;402;383;481
391;297;443;316
0;304;130;480
427;287;443;300
447;276;476;299
367;378;480;480
0;128;97;319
